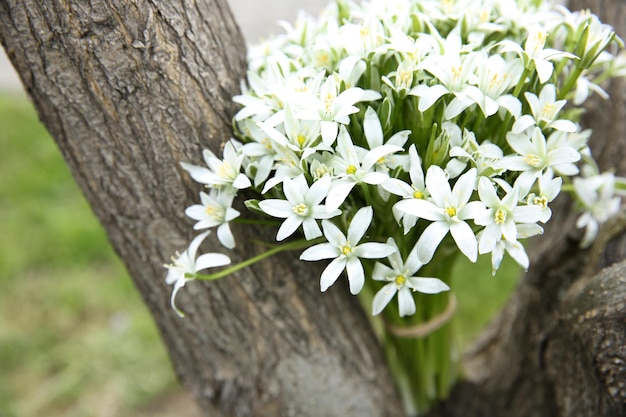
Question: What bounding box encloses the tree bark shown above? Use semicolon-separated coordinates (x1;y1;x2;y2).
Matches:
429;1;626;416
0;1;403;416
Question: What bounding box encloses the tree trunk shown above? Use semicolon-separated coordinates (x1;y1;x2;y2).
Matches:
0;1;403;416
3;0;626;416
429;1;626;416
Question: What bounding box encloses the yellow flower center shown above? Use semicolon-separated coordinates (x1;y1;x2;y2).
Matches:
397;69;412;88
292;203;309;216
413;189;424;199
445;207;457;217
488;73;501;90
324;93;334;113
530;31;548;55
341;243;353;256
314;165;329;179
541;103;555;117
533;196;548;209
523;154;542;168
261;137;273;150
394;275;406;286
346;165;358;175
217;162;233;179
205;206;219;217
494;208;507;225
296;134;307;147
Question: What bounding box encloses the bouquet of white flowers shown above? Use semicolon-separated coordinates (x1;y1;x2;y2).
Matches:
166;0;626;413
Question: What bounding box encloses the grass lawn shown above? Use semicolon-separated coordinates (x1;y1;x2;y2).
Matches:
0;94;198;417
0;92;520;416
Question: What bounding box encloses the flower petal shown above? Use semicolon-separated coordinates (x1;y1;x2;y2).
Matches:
425;165;451;208
397;287;416;317
416;221;450;263
354;242;396;259
320;257;347;292
259;199;294;218
276;215;303;241
217;223;236;249
395;198;443;221
364;106;383;148
300;243;338;261
321;121;339;145
372;283;398;315
450;221;478;262
195;253;231;271
348;206;373;243
346;257;365;294
409;277;450;294
302;218;323;240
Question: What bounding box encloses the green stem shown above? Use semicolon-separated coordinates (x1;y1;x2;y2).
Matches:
513;66;533;98
558;64;585;100
195;237;322;281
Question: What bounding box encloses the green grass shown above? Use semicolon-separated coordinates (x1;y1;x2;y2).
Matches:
0;92;522;416
453;254;521;349
0;95;182;417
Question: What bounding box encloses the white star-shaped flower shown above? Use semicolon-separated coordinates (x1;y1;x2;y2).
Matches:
325;126;402;211
296;75;369;145
165;231;231;317
300;206;395;294
259;174;340;241
395;166;486;263
181;141;251;191
574;172;622;248
499;127;580;191
474;177;542;255
184;190;240;249
382;145;429;233
372;238;450;317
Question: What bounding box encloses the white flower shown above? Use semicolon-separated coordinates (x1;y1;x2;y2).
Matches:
474;53;523;117
296;75;369;145
257;105;324;159
499;28;576;83
239;119;277;187
165;231;231;317
484;223;543;275
499;127;580;191
474;177;542;254
300;206;395;294
372;238;449;317
325;126;402;211
184;190;240;249
574;172;622;248
181;141;252;190
363;106;411;171
396;166;486;263
449;129;504;178
512;84;577;134
525;175;562;222
383;145;428;233
259;174;340;241
261;144;305;193
410;48;487;119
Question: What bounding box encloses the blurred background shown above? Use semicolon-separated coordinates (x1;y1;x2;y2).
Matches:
0;1;520;416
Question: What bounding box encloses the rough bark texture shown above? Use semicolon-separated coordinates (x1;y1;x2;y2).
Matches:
429;1;626;416
0;1;403;416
